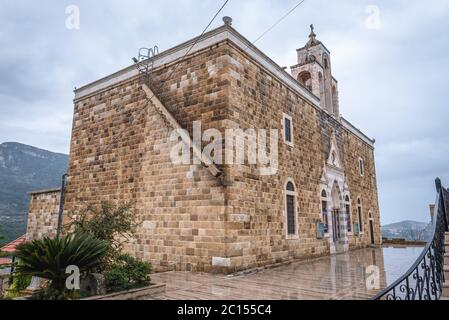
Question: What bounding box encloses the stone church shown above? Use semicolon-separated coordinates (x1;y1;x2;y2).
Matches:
25;19;381;273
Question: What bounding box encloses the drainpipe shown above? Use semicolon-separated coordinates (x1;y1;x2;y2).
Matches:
56;174;68;239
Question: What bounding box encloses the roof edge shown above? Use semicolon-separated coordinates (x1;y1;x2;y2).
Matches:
28;188;61;196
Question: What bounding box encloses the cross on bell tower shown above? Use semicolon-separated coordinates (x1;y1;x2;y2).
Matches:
290;25;340;118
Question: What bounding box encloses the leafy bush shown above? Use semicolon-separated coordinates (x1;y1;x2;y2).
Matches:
30;284;80;301
65;202;152;295
104;254;151;293
67;202;139;270
11;263;32;292
14;233;109;293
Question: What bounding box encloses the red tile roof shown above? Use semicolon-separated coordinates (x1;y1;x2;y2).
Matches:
0;235;27;253
0;257;11;266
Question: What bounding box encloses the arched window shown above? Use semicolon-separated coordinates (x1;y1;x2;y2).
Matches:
285;180;297;237
321;190;329;233
357;198;363;233
298;71;312;91
345;195;352;233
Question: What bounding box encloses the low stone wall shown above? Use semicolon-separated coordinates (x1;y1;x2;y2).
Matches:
26;189;61;240
81;284;166;300
382;238;427;247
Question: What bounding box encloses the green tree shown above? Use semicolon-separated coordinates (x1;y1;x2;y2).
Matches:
14;233;108;293
66;202;152;293
67;202;140;270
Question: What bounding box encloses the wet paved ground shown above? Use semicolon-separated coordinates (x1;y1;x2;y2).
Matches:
148;246;424;300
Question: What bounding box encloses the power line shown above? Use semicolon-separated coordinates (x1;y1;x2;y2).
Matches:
163;0;230;83
101;0;230;154
252;0;306;46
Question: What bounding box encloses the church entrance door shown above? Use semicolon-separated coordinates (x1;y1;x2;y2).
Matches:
332;209;341;243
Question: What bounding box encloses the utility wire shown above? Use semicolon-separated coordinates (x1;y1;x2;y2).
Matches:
101;0;230;154
251;0;306;47
163;0;230;83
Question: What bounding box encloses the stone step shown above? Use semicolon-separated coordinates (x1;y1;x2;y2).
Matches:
445;254;449;265
445;266;449;280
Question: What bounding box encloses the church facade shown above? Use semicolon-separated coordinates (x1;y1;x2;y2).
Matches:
26;21;381;273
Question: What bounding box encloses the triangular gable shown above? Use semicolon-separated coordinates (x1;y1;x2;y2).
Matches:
326;132;343;169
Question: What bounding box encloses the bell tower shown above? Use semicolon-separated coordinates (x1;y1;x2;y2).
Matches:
291;25;340;118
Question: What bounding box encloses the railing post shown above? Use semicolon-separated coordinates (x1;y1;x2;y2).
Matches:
436;178;442;193
436;178;448;231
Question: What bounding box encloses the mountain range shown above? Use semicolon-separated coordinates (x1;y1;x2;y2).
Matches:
0;142;68;243
382;220;432;242
0;141;434;246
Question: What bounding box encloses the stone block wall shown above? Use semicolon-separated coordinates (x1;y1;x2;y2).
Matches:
64;43;231;273
26;189;61;241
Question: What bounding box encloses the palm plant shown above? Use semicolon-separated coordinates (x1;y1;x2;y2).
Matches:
14;233;108;292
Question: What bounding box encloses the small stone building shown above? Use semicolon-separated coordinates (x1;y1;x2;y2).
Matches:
26;21;381;273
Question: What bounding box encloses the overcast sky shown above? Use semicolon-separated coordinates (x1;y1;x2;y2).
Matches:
1;0;448;225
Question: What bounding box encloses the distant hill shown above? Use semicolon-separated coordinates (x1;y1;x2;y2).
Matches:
0;142;68;242
382;220;432;242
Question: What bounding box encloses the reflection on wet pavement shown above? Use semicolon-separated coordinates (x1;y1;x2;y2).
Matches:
148;246;423;300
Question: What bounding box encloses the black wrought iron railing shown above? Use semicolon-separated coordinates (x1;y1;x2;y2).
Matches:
372;178;449;300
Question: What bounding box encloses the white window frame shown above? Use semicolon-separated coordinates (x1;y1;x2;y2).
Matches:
284;179;299;240
282;113;294;147
345;194;353;236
